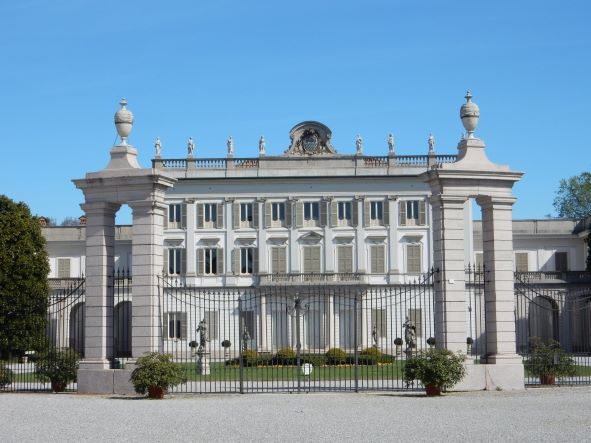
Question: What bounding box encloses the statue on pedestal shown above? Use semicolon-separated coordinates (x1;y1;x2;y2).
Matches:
356;134;363;155
196;319;209;354
387;133;395;155
403;316;416;350
259;136;266;156
242;326;251;352
187;136;195;157
155;136;162;158
227;136;234;156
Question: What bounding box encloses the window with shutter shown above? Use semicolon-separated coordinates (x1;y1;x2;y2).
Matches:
337;201;352;227
168;249;182;275
351;200;359;227
204;311;219;340
168;204;182;229
406;244;421;274
370;245;385;273
197;203;204;229
202;203;217;228
164;312;187;340
216;203;224;229
338;246;353;273
303;202;320;227
241;311;256;340
369;201;384;226
271;247;287;274
270;202;286;227
240;203;254;228
398;201;407;226
418;200;426;225
203;248;219;275
304;246;321;273
515;252;528;272
295;201;304;228
240;247;254;274
57;258;71;278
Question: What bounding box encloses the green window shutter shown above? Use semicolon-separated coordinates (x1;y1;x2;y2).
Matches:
58;258;71;278
285;201;292;228
232;248;240;274
181;249;187;275
180;313;187;340
320;201;328;227
363;200;370;227
197;204;204;229
253;202;259;228
163;250;169;275
217;248;224;274
312;246;321;272
196;249;204;275
399;201;407;226
181;204;187;229
216;204;224;229
265;202;272;228
253;247;259;274
339;246;353;273
407;244;421;273
515;253;528;272
383;200;390;226
330;201;338;227
233;203;239;229
279;247;287;273
351;200;358;227
163;313;169;339
418;200;426;226
371;246;384;273
295;202;304;228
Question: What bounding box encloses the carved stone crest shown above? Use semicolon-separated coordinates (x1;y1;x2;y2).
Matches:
284;121;337;156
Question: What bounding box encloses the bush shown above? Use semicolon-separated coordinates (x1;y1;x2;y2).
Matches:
524;338;575;379
300;353;326;367
130;352;187;396
326;348;347;365
273;347;297;365
0;365;13;388
404;348;466;392
36;348;79;392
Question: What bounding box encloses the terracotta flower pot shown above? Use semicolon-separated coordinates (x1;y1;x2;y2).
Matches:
539;374;556;385
51;381;67;393
425;385;441;396
148;386;166;399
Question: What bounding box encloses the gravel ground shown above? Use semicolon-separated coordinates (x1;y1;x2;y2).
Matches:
1;387;590;442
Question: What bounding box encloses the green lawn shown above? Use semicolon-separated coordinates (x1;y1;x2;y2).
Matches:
177;361;407;381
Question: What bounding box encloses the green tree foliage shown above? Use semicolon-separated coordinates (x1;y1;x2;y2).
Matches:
553;172;591;219
0;195;49;359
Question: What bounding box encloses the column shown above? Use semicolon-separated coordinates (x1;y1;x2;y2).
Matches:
129;199;167;357
430;194;468;354
477;196;521;363
80;201;120;368
387;196;399;275
328;293;335;348
259;293;267;351
185;200;196;275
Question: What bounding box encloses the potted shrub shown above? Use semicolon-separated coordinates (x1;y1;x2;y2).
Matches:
394;337;403;356
35;348;79;393
0;364;13;389
466;337;473;354
188;340;198;355
130;352;187;399
221;340;231;359
426;337;436;348
404;348;466;396
524;338;575;385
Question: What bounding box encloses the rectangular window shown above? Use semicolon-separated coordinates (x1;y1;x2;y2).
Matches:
406;244;421;274
204;248;218;275
240;203;253;222
168;204;181;223
555;252;568;272
406;200;420;221
475;252;484;269
57;258;71;278
337;246;353;274
204;203;217;223
371;309;387;339
271;247;287;274
408;308;423;338
515;252;528;272
240;248;254;274
370;201;383;221
168;249;182;275
272;203;285;222
204;311;219;340
338;202;351;221
165;312;186;340
370;245;385;273
304;202;320;221
303;246;321;274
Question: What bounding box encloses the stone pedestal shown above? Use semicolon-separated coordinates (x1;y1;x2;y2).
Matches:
197;353;211;375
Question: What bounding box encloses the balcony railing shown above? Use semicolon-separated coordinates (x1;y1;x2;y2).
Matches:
257;273;364;285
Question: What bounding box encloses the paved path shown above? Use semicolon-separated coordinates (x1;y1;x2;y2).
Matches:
1;387;590;442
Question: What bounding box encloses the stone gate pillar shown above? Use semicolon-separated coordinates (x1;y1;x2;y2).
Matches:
74;99;175;394
430;194;468;354
422;92;524;390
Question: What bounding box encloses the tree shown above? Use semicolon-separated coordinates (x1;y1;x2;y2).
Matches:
553;172;591;219
0;195;49;359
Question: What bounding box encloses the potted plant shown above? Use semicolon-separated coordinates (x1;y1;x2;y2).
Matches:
394;337;403;356
35;348;79;393
130;352;187;399
524;338;575;385
426;337;436;348
221;340;231;359
189;340;198;355
404;348;466;396
466;337;473;354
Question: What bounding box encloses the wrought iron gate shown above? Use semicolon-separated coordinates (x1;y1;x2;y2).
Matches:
159;272;437;393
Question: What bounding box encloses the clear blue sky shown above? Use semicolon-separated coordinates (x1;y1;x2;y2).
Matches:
1;0;589;224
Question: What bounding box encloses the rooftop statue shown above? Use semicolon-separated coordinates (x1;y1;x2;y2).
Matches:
356;134;363;155
187;137;195;157
227;136;234;156
388;133;395;155
155;136;162;157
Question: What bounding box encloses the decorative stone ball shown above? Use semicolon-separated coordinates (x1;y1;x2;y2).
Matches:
460;91;480;135
114;98;134;141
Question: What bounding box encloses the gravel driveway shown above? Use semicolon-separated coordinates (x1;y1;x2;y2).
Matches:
1;387;590;442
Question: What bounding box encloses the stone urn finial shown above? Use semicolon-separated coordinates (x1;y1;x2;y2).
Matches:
460;90;480;138
114;98;134;145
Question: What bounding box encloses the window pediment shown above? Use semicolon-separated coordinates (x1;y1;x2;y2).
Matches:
298;231;323;244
